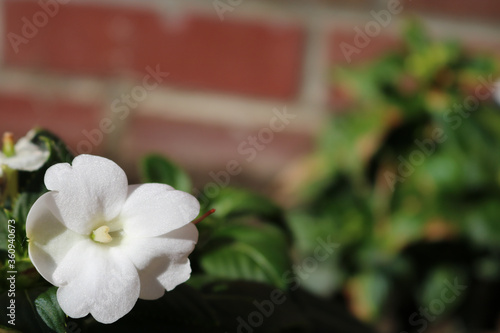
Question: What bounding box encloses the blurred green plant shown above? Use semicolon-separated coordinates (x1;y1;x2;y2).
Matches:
280;21;500;332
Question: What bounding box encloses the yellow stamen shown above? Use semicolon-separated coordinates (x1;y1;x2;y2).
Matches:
3;132;15;157
92;226;113;243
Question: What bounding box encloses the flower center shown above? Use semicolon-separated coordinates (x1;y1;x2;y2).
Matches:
91;225;113;243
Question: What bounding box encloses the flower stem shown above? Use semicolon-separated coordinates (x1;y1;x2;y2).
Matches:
193;209;216;225
1;165;19;206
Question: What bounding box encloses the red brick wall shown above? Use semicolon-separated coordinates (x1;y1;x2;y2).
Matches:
1;0;499;192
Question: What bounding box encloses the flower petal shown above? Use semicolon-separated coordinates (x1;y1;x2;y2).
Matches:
137;269;166;300
120;223;198;299
157;258;193;292
2;137;49;171
137;259;193;300
121;223;198;270
121;184;200;237
44;155;128;235
26;193;87;285
53;240;140;324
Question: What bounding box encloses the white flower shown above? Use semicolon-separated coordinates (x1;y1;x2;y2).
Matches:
0;130;49;171
26;155;200;324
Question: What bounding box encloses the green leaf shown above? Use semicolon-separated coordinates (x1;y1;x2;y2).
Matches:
418;266;467;317
12;192;37;226
0;209;8;252
206;187;283;222
200;222;291;289
35;287;66;333
139;154;192;192
32;128;74;164
7;192;43;257
404;20;431;53
0;287;58;333
347;271;390;321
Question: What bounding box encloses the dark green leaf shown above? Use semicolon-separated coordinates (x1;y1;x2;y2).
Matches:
12;192;37;226
200;222;291;289
0;209;8;252
35;287;66;333
206;187;283;222
139;154;192;192
0;287;58;333
31;128;74;164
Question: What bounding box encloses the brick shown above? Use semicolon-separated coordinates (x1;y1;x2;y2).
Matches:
0;93;104;154
4;1;305;99
398;0;500;22
329;29;401;65
119;114;314;189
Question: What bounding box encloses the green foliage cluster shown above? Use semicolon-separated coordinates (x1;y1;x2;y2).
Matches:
284;21;500;331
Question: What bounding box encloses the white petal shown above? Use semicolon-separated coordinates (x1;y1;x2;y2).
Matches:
27;193;87;285
121;223;198;270
120;184;200;238
54;241;140;324
138;258;193;300
44;155;128;235
3;137;49;171
157;258;192;291
120;223;198;299
137;269;166;300
137;258;193;300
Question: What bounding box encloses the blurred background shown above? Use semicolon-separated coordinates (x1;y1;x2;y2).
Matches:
1;0;500;332
1;0;496;192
